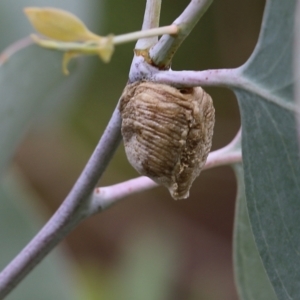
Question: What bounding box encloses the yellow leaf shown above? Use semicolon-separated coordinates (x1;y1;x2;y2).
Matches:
24;7;100;42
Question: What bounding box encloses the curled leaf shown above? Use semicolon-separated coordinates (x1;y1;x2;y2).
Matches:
62;51;79;75
24;7;100;42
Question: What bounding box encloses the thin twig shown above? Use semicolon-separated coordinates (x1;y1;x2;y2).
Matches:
150;0;213;68
90;176;157;214
32;25;178;52
114;25;177;45
89;129;242;214
135;0;162;49
0;105;122;299
204;129;242;169
0;37;33;65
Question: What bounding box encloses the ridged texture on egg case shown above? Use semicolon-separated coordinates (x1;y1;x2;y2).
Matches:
119;81;215;200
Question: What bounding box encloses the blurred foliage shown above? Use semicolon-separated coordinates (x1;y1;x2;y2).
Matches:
0;0;266;299
0;170;78;300
233;164;277;299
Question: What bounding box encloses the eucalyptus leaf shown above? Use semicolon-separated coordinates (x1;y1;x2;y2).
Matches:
231;0;300;298
0;171;77;300
233;164;277;300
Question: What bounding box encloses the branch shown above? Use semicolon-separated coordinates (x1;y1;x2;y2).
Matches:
149;0;213;68
0;37;32;65
204;129;242;169
89;129;242;214
113;25;177;45
151;68;239;88
90;176;157;214
135;0;162;49
0;104;122;299
151;69;296;112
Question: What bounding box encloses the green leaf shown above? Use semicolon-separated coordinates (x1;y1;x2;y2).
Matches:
241;1;293;103
233;164;277;300
0;171;77;300
231;0;300;298
0;44;68;174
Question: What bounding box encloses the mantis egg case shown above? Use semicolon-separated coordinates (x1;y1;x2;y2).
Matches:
119;81;215;200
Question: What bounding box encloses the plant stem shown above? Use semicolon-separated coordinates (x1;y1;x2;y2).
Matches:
0;104;122;299
31;25;178;54
151;68;296;112
135;0;162;49
89;130;242;214
150;0;213;68
151;68;238;87
204;129;242;169
90;176;157;214
0;37;32;65
113;25;177;45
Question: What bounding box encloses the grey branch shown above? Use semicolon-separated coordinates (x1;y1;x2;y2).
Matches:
150;0;213;68
135;0;162;49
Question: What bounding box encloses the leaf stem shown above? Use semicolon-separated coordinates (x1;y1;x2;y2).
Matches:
0;104;122;299
151;68;241;88
31;25;178;53
149;0;213;68
90;176;157;213
113;25;177;45
151;68;297;112
204;129;242;169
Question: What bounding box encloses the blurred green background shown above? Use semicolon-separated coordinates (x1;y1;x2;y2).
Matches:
0;0;265;299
